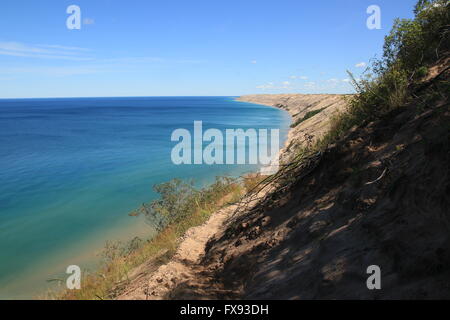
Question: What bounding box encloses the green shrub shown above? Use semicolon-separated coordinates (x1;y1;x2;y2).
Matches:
290;107;327;128
378;0;449;75
417;66;429;78
51;176;243;300
319;0;449;147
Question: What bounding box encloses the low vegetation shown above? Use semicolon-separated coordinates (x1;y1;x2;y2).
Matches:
318;0;449;148
236;0;449;210
53;0;448;300
49;175;263;300
290;107;327;128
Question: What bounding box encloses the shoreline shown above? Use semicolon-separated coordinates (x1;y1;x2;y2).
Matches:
117;94;348;299
236;94;348;165
234;97;294;175
40;96;291;300
1;96;288;300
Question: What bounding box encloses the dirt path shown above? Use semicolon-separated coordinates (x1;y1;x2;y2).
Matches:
117;204;239;299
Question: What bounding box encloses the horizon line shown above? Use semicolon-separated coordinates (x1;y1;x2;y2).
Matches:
0;92;351;100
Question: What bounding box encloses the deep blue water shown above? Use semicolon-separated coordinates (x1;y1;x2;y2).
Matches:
0;96;290;298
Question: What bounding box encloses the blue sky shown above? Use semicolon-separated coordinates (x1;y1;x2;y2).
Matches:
0;0;418;98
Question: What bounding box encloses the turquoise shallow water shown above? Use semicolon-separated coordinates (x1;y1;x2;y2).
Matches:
0;96;291;299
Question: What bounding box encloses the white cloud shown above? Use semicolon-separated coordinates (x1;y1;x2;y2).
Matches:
251;60;257;64
255;77;356;94
289;75;308;80
355;62;367;68
0;41;204;67
256;81;292;90
256;82;275;90
0;66;102;76
304;82;316;89
0;50;91;61
101;56;164;63
101;56;203;65
0;41;92;60
38;44;91;52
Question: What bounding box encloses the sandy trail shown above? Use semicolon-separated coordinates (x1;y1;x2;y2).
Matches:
117;204;239;299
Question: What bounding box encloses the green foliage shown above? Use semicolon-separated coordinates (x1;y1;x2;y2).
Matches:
319;0;449;146
290;107;327;128
378;0;449;75
417;66;429;78
135;176;239;232
51;176;243;300
142;179;196;231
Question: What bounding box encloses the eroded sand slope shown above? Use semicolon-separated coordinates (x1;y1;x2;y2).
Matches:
118;94;348;299
119;82;449;299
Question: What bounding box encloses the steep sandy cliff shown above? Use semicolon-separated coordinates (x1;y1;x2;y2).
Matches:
117;94;349;299
237;94;348;163
119;74;449;299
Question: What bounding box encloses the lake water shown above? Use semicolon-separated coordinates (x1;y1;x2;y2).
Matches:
0;96;290;299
